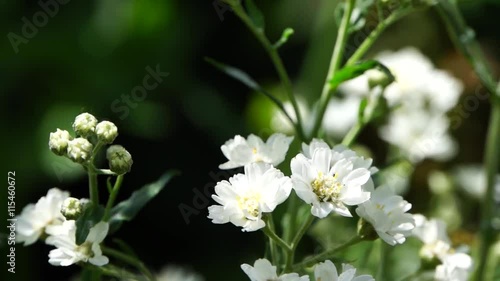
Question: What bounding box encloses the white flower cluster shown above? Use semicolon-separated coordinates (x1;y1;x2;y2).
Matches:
329;47;462;163
241;258;374;281
16;188;110;267
412;214;473;280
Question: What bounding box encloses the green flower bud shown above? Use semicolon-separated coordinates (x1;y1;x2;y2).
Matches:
73;113;98;137
96;121;118;144
357;218;378;241
61;197;83;220
67;138;93;163
49;129;72;156
106;145;133;175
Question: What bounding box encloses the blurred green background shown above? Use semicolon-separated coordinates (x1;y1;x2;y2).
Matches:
1;0;500;280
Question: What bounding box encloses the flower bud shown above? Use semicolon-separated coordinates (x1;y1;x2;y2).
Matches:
96;121;118;144
49;129;72;156
106;145;133;174
61;197;83;220
73;113;98;137
67;138;93;163
367;69;393;89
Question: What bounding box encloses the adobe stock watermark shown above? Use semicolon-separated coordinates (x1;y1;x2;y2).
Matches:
7;0;71;54
111;64;169;120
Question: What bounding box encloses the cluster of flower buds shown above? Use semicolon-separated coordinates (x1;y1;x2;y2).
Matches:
48;112;132;174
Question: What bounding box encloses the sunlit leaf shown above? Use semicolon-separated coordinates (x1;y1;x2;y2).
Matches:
330;60;394;88
75;203;105;245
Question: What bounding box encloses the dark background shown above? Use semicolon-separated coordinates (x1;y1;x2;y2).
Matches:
1;0;500;280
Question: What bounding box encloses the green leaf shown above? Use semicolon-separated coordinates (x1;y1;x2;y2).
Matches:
245;0;265;30
329;60;394;88
75;203;105;245
273;28;294;49
108;170;179;233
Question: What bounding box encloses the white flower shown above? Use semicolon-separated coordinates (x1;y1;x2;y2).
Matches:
356;186;415;245
46;221;109;266
208;163;292;232
219;133;294;169
323;96;361;139
314;260;374;281
155;265;204;281
241;258;309;281
16;188;69;246
291;141;372;218
67;137;94;163
412;214;451;260
49;129;72;156
435;253;473;281
73;112;98;137
453;164;500;201
96;121;118;144
379;109;457;163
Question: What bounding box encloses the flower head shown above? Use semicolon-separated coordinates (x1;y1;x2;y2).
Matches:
356;186;415;245
60;197;84;221
49;129;72;156
208;163;292;232
219;133;293;169
73;112;98;137
96;121;118;144
16;188;69;246
291;141;373;218
434;253;473;281
155;265;205;281
412;214;451;260
314;260;374;281
106;145;133;174
241;258;309;281
67;138;94;163
46;221;109;266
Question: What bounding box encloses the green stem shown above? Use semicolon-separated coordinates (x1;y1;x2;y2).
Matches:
102;246;156;281
476;100;500;279
345;9;408;67
230;2;306;141
293;236;363;270
266;215;279;265
342;122;365;147
89;171;99;204
286;213;315;271
310;0;355;139
376;240;390;280
82;264;144;280
263;222;292;253
435;2;500;279
103;175;124;222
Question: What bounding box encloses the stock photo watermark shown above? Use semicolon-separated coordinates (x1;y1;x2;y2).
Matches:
7;0;71;54
111;64;169;120
7;171;17;274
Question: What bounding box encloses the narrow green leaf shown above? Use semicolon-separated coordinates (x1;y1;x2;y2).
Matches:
75;203;105;245
108;170;179;233
330;60;394;88
273;28;294;49
245;0;265;30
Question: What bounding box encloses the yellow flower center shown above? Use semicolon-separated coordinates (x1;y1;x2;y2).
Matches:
76;241;93;258
238;193;261;218
311;172;343;202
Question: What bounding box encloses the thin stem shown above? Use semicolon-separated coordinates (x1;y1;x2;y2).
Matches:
342;122;365;147
230;2;306;141
477;100;500;279
435;2;500;279
81;264;144;280
310;0;355;139
293;236;363;270
345;9;408;67
286;213;315;271
89;171;99;204
263;222;292;253
266;215;280;265
376;240;390;280
103;175;124;222
102;246;156;281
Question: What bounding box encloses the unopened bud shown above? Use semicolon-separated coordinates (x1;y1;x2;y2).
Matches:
107;145;133;174
367;69;393;89
61;197;83;220
67;138;93;163
96;121;118;144
49;129;72;156
73;113;98;137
